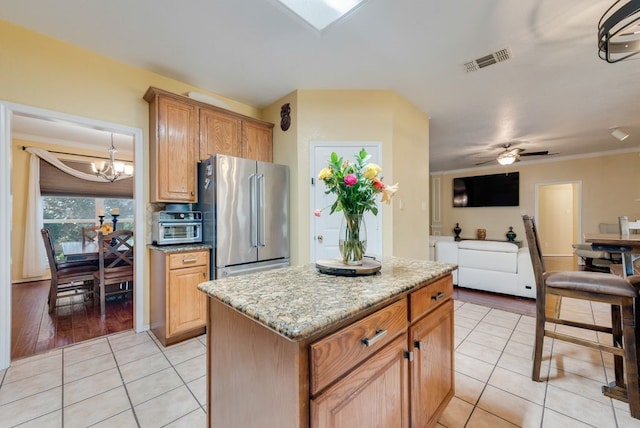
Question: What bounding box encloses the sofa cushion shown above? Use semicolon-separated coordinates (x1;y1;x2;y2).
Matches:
459;246;517;274
458;240;518;253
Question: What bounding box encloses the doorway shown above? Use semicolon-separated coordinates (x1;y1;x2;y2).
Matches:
309;142;383;262
0;101;145;369
535;181;581;256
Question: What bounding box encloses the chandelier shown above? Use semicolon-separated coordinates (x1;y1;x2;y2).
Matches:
91;133;133;182
598;0;640;63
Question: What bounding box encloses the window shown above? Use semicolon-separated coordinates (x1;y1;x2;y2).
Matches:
43;196;134;243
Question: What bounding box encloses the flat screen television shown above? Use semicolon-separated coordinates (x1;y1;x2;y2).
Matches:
453;172;519;207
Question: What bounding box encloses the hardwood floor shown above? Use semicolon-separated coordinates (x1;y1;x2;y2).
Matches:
11;279;133;360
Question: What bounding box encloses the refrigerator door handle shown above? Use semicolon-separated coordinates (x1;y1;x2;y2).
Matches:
257;173;266;247
249;173;258;248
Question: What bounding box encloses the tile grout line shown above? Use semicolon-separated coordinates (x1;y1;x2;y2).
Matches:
459;304;525;427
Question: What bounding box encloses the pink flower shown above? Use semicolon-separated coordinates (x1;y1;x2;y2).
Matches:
314;209;321;217
344;174;358;186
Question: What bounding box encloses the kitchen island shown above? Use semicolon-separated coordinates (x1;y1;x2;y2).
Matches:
198;256;457;427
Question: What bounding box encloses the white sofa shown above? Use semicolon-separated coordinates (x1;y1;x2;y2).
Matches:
435;240;536;298
428;235;454;261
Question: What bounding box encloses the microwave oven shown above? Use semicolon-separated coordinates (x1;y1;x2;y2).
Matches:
152;211;203;245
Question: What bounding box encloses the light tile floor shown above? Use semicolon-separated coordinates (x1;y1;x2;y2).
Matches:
1;298;639;427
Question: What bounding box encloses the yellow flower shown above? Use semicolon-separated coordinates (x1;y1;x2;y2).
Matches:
381;183;399;205
363;163;381;180
318;167;332;180
101;224;113;234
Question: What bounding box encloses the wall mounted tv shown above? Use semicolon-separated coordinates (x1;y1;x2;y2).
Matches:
453;172;519;207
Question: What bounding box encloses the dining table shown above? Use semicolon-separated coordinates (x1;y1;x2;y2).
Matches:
585;233;640;276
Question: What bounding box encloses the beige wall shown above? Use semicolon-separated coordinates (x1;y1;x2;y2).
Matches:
2;20;264;325
5;20;432;328
262;90;430;264
432;152;640;246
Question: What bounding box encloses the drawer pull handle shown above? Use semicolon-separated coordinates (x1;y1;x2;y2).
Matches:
182;258;198;263
431;291;446;301
362;329;387;347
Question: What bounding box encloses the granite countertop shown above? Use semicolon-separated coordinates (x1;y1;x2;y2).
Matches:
198;256;457;342
147;243;212;253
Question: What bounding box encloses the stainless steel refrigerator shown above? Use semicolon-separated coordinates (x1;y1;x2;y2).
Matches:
198;154;289;278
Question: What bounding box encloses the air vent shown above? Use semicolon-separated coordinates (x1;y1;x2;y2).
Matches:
464;47;511;72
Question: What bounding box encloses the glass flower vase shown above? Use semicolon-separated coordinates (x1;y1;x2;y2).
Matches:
339;214;367;265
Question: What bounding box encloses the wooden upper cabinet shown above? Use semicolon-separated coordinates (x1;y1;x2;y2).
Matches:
145;88;198;203
242;120;273;162
199;107;242;161
145;86;275;202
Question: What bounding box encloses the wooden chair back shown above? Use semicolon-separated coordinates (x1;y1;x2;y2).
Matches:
522;215;546;307
41;228;96;312
82;225;102;244
41;228;61;274
95;229;134;315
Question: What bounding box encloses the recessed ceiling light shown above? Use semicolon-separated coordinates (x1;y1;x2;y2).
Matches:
274;0;368;31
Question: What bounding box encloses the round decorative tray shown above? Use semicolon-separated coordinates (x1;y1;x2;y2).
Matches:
316;259;382;276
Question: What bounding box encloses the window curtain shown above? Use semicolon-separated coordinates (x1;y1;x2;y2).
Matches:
39;159;133;198
22;147;133;278
22;153;45;277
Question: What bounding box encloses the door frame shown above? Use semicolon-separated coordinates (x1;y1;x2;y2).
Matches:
309;141;383;262
534;180;582;256
0;101;146;370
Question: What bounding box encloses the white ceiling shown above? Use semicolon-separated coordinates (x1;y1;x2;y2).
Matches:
2;0;639;172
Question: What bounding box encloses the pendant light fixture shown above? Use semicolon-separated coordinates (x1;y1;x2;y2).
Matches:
91;133;133;182
598;0;640;63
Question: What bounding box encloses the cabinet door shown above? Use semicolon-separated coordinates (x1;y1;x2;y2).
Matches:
242;121;273;162
199;108;242;161
155;96;198;202
410;299;454;428
168;264;208;337
311;335;409;428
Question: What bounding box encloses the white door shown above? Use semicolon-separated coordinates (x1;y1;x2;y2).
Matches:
310;142;382;262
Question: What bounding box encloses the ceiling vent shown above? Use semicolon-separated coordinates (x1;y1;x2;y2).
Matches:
464;48;511;72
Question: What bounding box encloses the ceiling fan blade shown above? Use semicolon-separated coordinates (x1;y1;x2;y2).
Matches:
473;158;496;166
519;151;549;156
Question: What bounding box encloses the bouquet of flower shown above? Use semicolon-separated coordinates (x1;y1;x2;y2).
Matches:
101;223;113;235
316;148;398;264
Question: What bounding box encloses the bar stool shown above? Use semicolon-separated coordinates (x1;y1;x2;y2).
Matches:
522;215;640;418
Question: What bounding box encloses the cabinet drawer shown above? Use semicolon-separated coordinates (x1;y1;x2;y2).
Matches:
409;274;453;322
310;299;407;395
168;251;208;269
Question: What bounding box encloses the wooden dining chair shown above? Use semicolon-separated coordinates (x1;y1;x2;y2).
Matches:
522;215;640;418
82;225;102;244
94;229;134;316
41;228;97;312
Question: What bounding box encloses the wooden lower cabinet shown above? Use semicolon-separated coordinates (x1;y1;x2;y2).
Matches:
311;335;410;428
311;276;454;428
410;299;455;428
150;248;209;346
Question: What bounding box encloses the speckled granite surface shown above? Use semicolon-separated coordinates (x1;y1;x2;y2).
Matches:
147;243;212;253
198;257;457;341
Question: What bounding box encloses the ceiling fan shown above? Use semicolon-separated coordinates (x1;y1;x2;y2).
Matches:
474;143;554;166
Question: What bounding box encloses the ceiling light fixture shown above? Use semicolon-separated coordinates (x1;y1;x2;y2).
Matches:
91;133;133;182
598;0;640;63
274;0;368;31
497;153;517;166
611;127;630;141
